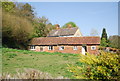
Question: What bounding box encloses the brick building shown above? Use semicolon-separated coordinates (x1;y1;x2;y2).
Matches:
28;37;100;55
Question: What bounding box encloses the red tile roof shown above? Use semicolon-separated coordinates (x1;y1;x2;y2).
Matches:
29;37;100;45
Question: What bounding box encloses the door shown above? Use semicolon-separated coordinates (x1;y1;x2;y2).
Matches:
82;46;87;55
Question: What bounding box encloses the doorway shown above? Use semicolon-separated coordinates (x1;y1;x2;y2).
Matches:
82;45;87;55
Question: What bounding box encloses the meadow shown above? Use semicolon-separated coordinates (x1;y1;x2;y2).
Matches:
2;48;79;78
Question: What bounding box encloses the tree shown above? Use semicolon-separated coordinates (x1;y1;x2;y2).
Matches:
62;22;77;28
100;28;109;47
100;38;108;47
2;2;16;13
2;11;33;49
18;3;34;21
90;28;99;36
109;35;120;49
101;28;107;40
38;16;49;24
2;1;55;49
33;17;55;37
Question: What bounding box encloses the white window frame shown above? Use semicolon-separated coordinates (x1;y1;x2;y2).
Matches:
91;46;96;50
48;46;54;50
30;45;35;50
73;46;77;50
59;46;64;50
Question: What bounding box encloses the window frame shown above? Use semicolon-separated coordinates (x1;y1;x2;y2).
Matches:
91;46;96;50
59;46;64;50
73;46;77;50
48;46;54;50
30;45;35;50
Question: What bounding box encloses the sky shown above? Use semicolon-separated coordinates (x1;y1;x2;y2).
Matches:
25;2;118;37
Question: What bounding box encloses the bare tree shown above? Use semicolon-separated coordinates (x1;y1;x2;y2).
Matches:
90;28;99;36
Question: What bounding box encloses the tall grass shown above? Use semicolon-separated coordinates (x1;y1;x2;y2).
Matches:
1;68;68;79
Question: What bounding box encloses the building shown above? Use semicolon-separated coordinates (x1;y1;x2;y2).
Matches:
28;37;100;55
47;24;82;37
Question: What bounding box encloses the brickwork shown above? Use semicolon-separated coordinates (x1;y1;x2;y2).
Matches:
28;45;99;55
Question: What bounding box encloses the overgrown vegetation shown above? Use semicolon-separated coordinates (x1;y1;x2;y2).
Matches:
2;1;79;49
109;35;120;49
2;1;56;49
2;68;68;79
68;52;120;80
100;28;120;50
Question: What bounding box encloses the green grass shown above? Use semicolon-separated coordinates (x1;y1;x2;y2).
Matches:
2;48;79;78
0;48;2;74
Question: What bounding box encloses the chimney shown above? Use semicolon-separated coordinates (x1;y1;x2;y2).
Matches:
67;24;72;28
55;24;60;30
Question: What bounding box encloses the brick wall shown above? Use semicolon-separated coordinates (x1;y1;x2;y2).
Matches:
87;45;99;55
28;45;99;55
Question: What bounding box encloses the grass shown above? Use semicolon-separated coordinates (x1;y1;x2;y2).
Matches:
0;48;2;74
2;48;79;78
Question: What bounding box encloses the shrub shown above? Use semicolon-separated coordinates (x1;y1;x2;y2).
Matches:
68;52;120;80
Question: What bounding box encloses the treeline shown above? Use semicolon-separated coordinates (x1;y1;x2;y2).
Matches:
109;35;120;49
2;1;79;49
2;2;56;49
2;1;119;49
100;28;120;49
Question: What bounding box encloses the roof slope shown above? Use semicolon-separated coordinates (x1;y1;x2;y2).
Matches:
29;37;100;45
47;27;79;37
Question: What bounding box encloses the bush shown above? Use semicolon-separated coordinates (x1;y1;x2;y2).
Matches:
68;52;120;80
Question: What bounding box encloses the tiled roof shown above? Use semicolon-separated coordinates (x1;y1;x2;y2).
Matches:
29;37;100;45
47;27;79;37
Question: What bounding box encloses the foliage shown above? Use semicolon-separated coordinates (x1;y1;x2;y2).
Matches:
100;28;109;47
33;17;55;37
2;2;35;49
62;22;77;28
100;38;108;47
109;35;120;49
2;2;16;13
19;3;34;21
2;11;33;49
2;2;55;49
101;28;108;40
68;52;120;80
34;23;47;37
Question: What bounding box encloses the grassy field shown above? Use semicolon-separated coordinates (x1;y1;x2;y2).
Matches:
2;48;79;78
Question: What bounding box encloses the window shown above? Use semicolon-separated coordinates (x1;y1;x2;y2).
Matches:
91;46;96;50
30;45;35;50
73;46;77;50
59;46;64;50
48;46;53;50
